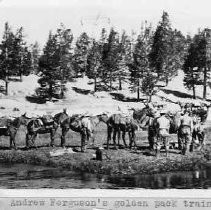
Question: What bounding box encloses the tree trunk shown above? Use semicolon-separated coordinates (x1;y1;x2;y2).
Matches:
48;83;53;101
119;77;122;90
109;74;112;92
20;73;23;82
191;68;196;99
192;84;196;99
5;77;9;96
203;66;207;100
149;94;152;103
137;78;140;100
165;77;168;86
94;76;97;92
137;88;140;100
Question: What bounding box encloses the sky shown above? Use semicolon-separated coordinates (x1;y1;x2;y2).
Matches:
0;0;211;47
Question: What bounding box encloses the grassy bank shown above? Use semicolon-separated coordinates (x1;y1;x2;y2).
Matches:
0;147;209;175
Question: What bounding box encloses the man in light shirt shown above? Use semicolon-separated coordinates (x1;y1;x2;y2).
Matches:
155;109;170;157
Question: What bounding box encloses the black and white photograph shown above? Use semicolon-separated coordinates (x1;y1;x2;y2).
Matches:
0;0;211;191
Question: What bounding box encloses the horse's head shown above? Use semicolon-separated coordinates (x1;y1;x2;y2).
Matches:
54;112;69;125
97;113;109;124
12;114;29;128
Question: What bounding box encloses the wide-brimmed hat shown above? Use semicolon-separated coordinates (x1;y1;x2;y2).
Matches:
160;109;167;114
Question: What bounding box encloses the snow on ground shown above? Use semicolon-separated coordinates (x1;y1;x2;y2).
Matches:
154;70;211;112
0;71;210;118
162;70;211;101
9;75;40;96
166;70;188;93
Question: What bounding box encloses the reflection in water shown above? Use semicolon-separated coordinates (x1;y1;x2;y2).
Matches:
0;164;210;189
107;169;211;189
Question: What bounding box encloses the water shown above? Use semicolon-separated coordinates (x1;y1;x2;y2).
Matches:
0;164;211;189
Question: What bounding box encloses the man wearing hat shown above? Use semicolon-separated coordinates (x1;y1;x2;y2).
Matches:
178;110;193;155
155;109;170;156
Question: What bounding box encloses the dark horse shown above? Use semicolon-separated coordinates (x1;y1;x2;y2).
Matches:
132;106;181;150
132;105;156;128
131;106;156;149
0;114;28;149
60;114;105;152
26;114;59;148
98;113;139;150
53;111;69;126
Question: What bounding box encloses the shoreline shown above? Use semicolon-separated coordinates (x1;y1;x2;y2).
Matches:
0;147;209;176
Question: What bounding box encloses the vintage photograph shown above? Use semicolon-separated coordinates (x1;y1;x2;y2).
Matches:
0;0;210;190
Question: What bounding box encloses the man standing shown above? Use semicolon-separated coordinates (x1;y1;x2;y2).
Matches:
178;110;193;155
148;108;160;150
155;110;170;157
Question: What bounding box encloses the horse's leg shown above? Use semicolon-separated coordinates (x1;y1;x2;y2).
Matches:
27;133;35;148
107;126;112;150
9;129;17;150
199;132;205;151
81;130;87;152
8;129;13;149
122;129;127;148
54;123;59;134
128;131;132;149
164;136;169;157
131;130;137;150
190;133;194;152
26;132;33;149
113;127;118;150
61;128;68;148
148;128;154;150
177;129;182;150
25;133;30;148
117;127;121;146
12;130;17;150
50;128;55;147
201;132;205;148
181;135;185;155
31;133;37;149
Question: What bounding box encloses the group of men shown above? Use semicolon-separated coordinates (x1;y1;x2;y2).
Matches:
148;102;207;156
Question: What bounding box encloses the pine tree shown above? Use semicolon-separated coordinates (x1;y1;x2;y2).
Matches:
141;72;158;102
30;41;40;74
22;46;32;76
87;40;102;92
13;27;27;81
183;29;211;99
164;29;187;85
149;11;173;83
38;24;74;99
130;22;153;100
101;28;120;91
116;31;131;90
56;23;74;80
73;32;90;76
201;29;211;99
0;22;15;94
0;23;32;94
183;35;202;99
